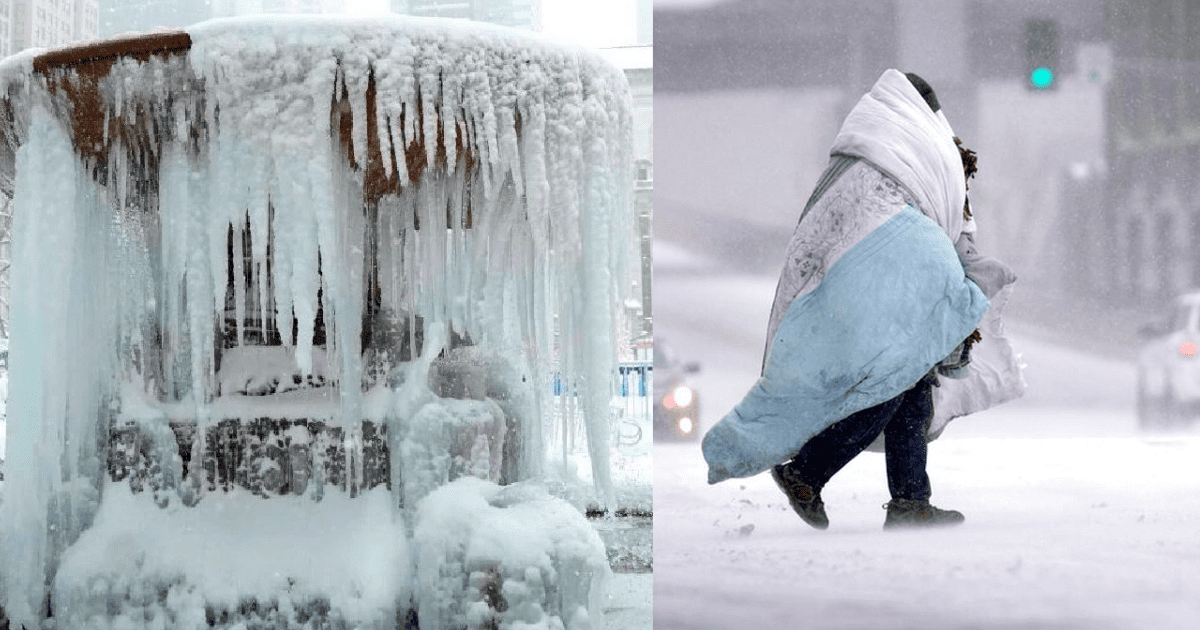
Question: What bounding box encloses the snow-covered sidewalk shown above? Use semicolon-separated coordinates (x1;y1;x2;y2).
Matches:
652;261;1200;630
654;429;1200;630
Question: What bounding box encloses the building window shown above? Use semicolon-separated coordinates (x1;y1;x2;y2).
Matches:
634;158;652;186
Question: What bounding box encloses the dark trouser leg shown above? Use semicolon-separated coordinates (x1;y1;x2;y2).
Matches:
786;391;905;490
883;379;933;501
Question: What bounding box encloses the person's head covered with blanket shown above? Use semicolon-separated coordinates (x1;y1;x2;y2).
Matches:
833;70;968;241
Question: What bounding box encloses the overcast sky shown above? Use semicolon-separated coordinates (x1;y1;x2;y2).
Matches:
342;0;639;47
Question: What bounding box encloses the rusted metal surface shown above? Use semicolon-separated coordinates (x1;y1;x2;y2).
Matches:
24;31;193;169
19;29;470;206
31;30;191;75
1;33;190;190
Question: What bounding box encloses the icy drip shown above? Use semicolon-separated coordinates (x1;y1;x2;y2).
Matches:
0;103;115;629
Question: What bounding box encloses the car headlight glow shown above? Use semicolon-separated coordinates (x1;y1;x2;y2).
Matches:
672;385;694;408
678;417;694;434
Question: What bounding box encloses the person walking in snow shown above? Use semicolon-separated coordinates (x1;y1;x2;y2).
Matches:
701;70;1023;529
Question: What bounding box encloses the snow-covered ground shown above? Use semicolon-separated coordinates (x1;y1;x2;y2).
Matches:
652;242;1200;630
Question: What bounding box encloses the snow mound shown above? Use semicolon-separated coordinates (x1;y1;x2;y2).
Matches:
413;477;609;630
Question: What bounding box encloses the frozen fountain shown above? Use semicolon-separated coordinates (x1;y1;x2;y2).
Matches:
0;15;633;630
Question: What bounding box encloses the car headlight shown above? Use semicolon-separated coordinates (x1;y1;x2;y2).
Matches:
672;385;694;408
678;417;694;434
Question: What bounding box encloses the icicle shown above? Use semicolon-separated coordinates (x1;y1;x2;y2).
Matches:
396;206;409;320
442;71;460;174
518;66;550;256
390;112;409;187
0;104;81;628
336;148;365;430
401;190;417;317
183;149;217;405
258;110;323;372
497;107;523;200
294;223;318;371
476;74;499;201
347;59;369;171
114;75;125;123
403;93;418;160
419;56;439;170
445;163;462;308
113;142;127;216
202;105;233;332
270;167;294;349
377;102;394;180
463;115;481;199
419;191;436;328
234;216;247;346
308;59;339;380
248;155;271;343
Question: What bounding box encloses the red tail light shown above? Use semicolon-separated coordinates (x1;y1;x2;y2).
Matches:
1180;341;1198;358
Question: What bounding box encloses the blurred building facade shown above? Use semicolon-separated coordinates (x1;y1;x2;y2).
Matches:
0;1;12;58
99;0;209;36
635;0;649;45
98;0;351;37
211;0;347;17
10;0;98;52
1104;1;1200;301
390;0;539;31
656;0;1200;307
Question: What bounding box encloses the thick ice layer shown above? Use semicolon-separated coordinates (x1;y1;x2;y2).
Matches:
0;371;7;463
0;15;633;627
412;477;609;630
400;398;507;515
0;104;115;625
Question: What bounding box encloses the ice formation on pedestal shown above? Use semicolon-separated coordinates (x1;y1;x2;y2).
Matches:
0;15;633;629
413;478;610;630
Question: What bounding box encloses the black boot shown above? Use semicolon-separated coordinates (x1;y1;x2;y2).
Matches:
883;498;964;529
771;464;828;529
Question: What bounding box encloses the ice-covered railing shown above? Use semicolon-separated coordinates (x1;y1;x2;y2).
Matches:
0;16;633;627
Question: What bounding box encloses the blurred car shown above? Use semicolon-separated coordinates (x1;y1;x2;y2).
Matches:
1136;291;1200;430
654;341;701;440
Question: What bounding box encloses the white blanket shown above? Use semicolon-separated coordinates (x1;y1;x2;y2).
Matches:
831;69;967;241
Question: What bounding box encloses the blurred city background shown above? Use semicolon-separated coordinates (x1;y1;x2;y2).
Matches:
655;0;1199;360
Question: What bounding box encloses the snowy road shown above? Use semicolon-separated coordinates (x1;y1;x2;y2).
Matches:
652;255;1200;630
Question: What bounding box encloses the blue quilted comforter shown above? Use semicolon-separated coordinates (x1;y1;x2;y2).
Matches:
702;207;988;484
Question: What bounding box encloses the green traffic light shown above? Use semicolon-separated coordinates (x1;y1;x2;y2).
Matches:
1031;66;1055;89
